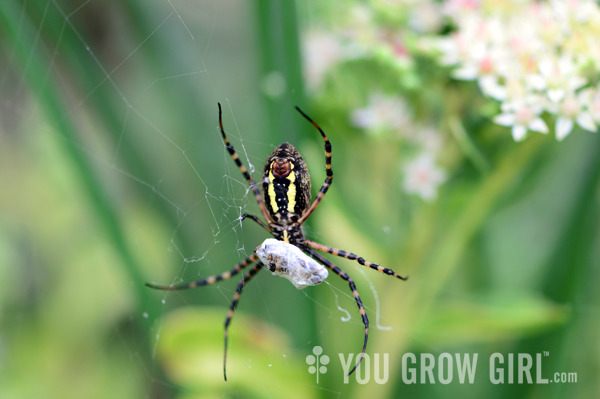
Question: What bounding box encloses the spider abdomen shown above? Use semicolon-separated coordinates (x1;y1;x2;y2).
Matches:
262;143;311;223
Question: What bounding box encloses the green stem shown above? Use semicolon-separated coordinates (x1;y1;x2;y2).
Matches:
351;134;546;399
255;0;307;141
0;0;156;332
449;115;491;175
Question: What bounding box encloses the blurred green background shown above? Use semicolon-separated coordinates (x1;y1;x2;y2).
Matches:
0;0;599;398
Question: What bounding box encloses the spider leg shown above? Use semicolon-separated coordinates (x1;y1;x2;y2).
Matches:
304;247;368;377
294;107;333;225
240;213;271;233
218;103;272;223
145;253;259;290
304;239;408;281
223;262;264;381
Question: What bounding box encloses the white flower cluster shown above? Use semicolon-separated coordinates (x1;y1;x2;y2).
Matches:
302;30;347;92
301;4;450;201
435;0;600;141
402;153;448;201
350;93;447;201
301;3;444;92
350;93;413;134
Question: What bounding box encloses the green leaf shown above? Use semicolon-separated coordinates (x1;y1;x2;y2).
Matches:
155;307;315;399
415;294;568;346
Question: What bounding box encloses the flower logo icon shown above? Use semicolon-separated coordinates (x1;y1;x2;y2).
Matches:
306;346;329;383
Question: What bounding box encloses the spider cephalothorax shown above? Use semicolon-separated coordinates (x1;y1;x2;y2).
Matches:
146;103;407;381
262;142;311;226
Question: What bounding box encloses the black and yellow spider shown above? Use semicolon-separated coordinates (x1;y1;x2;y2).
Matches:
146;103;407;380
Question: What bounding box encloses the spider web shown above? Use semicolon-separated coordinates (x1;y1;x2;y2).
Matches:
0;1;422;397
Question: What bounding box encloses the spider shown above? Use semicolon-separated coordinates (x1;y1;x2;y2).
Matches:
146;103;407;381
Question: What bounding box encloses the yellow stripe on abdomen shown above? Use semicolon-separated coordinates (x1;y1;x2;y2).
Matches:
268;170;278;213
268;162;296;216
287;170;296;214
